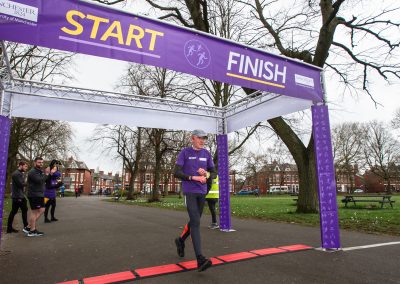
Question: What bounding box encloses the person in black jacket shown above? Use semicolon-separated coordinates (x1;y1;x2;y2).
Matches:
25;157;55;237
7;161;29;233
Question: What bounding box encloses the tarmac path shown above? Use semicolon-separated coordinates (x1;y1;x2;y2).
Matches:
1;196;399;284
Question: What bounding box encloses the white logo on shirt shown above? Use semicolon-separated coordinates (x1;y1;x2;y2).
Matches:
188;157;196;160
199;158;207;162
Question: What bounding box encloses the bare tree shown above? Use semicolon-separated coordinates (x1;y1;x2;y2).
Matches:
331;122;364;192
241;0;399;212
6;42;74;82
91;125;144;200
121;65;190;201
1;43;75;191
363;121;400;194
160;132;188;198
265;139;295;165
241;151;267;187
392;108;400;129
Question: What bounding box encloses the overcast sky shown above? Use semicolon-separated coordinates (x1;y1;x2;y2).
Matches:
67;1;400;173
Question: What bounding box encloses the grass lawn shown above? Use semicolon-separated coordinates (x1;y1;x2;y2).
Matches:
114;194;400;236
1;194;12;232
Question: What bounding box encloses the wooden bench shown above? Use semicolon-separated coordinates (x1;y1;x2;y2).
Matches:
341;195;395;208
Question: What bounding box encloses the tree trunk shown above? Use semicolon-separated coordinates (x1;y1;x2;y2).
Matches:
268;117;318;213
296;144;318;213
163;173;170;197
125;127;143;200
150;154;162;202
386;178;392;194
149;129;163;202
126;167;139;200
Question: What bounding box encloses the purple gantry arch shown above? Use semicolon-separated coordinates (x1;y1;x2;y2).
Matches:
0;0;340;250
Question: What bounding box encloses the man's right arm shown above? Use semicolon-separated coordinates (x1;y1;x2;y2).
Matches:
174;165;191;181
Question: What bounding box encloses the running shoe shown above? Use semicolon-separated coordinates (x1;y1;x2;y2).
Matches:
175;238;185;257
208;223;219;229
197;256;212;272
27;230;44;237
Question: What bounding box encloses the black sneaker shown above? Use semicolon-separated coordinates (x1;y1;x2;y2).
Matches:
175;238;185;257
208;223;220;230
44;218;51;223
7;228;19;233
22;227;31;234
51;217;58;222
27;230;44;237
197;256;212;272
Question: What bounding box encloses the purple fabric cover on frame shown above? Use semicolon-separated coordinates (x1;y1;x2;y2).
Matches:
312;105;341;249
0;116;11;245
217;134;231;230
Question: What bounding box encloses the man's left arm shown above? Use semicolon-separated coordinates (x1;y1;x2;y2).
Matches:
207;167;217;180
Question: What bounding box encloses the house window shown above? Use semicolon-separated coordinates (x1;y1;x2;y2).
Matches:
146;174;151;182
71;174;75;182
80;173;84;182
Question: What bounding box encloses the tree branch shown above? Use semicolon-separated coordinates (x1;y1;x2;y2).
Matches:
144;0;193;27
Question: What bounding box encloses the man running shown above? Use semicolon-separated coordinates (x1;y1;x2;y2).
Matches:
7;161;29;233
174;129;216;272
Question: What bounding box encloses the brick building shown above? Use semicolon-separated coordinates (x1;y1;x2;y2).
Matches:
335;165;362;193
363;169;400;193
245;161;400;194
92;168;236;195
61;157;92;194
245;161;299;194
91;170;115;193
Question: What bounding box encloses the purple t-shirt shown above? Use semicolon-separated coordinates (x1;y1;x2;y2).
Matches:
176;147;214;194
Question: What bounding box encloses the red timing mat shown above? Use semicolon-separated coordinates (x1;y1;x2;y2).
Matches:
216;252;258;262
135;264;183;277
83;271;135;284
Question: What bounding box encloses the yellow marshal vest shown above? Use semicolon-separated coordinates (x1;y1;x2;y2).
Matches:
206;176;219;199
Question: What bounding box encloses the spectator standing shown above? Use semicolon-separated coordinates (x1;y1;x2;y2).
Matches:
205;175;219;229
44;160;63;223
26;157;54;237
174;129;216;272
7;161;29;233
59;184;65;197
